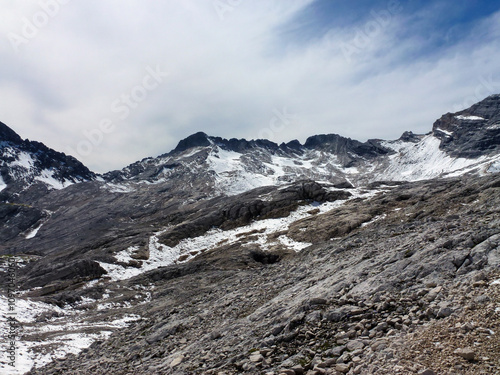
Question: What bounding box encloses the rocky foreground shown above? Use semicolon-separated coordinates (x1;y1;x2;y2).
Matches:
24;173;500;375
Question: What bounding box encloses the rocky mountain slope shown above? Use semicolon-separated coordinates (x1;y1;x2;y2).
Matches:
0;121;95;197
0;95;499;375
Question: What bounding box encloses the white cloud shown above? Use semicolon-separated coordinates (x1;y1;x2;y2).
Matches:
0;1;499;172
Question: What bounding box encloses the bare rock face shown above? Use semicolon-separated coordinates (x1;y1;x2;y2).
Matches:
432;94;500;158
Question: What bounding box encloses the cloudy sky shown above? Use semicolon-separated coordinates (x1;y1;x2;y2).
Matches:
1;0;500;172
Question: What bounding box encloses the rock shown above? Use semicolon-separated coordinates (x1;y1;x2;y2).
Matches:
453;348;475;361
210;330;222;340
318;359;337;368
278;370;295;375
325;310;343;322
306;311;322;322
436;307;452;318
346;340;365;351
335;363;350;373
308;298;328;306
271;324;286;336
419;370;436;375
375;322;388;331
426;286;442;301
145;321;181;344
474;295;490;303
170;355;184;368
327;345;346;357
291;365;305;375
249;353;264;363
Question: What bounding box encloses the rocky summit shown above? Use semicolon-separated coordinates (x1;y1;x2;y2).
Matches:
0;95;500;375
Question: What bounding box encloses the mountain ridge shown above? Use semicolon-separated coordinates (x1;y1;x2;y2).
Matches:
2;94;500;196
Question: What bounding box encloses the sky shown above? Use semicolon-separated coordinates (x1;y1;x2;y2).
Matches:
1;0;500;173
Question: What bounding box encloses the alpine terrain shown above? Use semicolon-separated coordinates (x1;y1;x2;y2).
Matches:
1;95;500;375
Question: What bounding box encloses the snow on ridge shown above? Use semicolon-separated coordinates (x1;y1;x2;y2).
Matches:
455;115;485;121
206;147;344;196
207;147;278;196
379;135;487;181
0;174;6;192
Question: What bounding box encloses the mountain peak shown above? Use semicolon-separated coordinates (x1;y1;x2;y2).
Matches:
172;131;211;153
0;121;96;195
0;121;23;144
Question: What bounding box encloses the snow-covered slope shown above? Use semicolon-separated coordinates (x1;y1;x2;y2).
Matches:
377;134;497;181
102;95;500;195
104;131;499;197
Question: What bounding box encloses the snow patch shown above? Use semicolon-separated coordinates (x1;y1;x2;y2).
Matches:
11;152;35;169
455;115;485;121
25;223;43;239
35;170;73;190
104;183;135;193
0;293;141;374
487;158;500;173
0;174;6;192
360;214;387;228
435;128;453;136
99;187;382;282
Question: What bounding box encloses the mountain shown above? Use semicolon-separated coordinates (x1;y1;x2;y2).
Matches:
0;95;499;375
0;121;95;198
103;95;500;196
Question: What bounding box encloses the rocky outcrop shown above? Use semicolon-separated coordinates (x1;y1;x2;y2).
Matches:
432;94;500;158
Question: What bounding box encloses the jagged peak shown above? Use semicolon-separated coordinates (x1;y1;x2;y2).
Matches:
398;131;423;143
172;131;211;153
0;121;23;145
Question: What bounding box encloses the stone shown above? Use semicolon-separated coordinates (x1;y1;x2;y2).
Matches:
346;340;365;351
426;286;442;301
436;307;452;318
250;353;264;363
291;365;305;375
419;370;436;375
309;298;328;306
328;345;346;357
335;363;350;373
453;348;475;361
170;355;184;368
